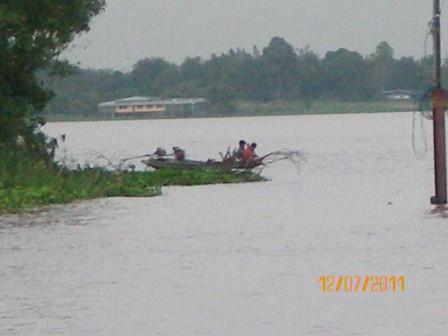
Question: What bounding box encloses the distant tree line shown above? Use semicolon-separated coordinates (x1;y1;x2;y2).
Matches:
43;37;440;116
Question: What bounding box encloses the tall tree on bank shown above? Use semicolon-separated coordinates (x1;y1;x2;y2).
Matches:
131;57;179;97
371;41;395;91
297;47;321;107
262;37;300;100
0;0;105;149
321;48;374;100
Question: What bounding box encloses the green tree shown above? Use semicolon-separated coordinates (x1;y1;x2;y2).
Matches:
390;57;422;90
375;41;394;60
262;37;300;100
43;66;134;117
371;41;395;91
131;57;179;96
297;47;321;107
180;57;204;85
205;82;238;114
0;0;105;150
321;48;374;100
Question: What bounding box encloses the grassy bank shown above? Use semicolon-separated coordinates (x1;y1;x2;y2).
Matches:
0;153;264;214
42;99;416;123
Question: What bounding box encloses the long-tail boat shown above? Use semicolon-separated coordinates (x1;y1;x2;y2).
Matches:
142;157;263;170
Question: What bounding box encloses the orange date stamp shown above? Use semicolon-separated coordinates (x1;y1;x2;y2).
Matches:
319;275;405;293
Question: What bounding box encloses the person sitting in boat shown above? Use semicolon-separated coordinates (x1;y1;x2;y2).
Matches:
173;146;185;161
154;147;167;158
243;142;257;161
233;140;246;160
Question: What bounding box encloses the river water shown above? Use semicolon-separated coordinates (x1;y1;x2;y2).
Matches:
1;113;447;335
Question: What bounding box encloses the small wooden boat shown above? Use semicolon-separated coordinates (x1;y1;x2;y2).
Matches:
142;157;263;170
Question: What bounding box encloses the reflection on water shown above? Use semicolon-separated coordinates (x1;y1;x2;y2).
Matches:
0;200;116;230
1;114;448;335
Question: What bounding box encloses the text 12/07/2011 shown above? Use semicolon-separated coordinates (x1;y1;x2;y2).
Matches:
319;275;405;293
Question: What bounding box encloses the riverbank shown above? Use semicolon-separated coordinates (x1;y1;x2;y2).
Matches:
235;99;415;116
43;100;416;122
0;154;265;214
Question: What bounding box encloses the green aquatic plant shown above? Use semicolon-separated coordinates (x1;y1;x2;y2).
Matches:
0;149;264;214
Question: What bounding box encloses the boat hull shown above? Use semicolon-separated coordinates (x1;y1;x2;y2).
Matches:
143;158;262;170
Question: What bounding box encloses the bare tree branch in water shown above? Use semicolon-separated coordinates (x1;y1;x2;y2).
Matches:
84;150;131;170
261;150;307;172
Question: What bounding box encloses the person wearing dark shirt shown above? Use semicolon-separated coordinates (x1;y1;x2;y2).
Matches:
173;146;185;161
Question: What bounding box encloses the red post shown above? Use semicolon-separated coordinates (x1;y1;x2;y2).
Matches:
430;0;447;204
431;89;447;204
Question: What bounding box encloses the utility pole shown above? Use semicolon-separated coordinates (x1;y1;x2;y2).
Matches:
431;0;448;204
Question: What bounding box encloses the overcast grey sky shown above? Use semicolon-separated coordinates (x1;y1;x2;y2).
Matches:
63;0;445;71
